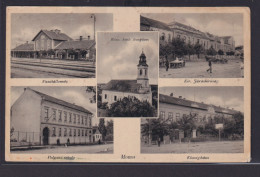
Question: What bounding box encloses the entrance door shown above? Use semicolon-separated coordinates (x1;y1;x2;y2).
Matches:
43;127;49;145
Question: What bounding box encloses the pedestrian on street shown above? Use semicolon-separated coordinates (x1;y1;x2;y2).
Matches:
207;59;212;73
165;57;169;72
157;137;161;147
240;55;244;78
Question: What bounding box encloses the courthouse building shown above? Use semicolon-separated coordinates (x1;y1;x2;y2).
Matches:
159;93;240;125
101;51;153;106
140;16;235;53
11;29;96;60
11;88;93;145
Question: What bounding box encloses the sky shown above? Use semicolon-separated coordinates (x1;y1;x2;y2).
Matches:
142;13;243;46
11;13;113;48
10;86;106;126
160;86;244;112
97;32;159;84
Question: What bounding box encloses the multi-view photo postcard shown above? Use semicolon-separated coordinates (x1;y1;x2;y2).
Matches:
5;7;250;163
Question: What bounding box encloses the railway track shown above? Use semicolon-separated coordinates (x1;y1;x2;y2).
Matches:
11;58;96;78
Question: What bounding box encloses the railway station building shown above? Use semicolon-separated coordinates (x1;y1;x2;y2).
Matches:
11;29;96;60
11;87;93;146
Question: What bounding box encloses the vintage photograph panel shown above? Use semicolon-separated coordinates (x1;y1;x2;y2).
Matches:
10;13;113;78
97;32;159;118
10;86;113;154
140;13;244;78
141;86;244;153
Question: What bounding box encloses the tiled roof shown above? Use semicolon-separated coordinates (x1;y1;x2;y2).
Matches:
32;30;72;41
55;40;95;50
159;94;239;115
102;80;142;94
140;16;172;31
12;43;34;51
28;88;92;115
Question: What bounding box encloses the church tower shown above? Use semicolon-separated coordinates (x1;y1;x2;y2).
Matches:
137;50;150;92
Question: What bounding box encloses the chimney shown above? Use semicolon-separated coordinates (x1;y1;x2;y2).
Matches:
79;36;83;41
54;29;60;34
179;96;182;99
88;35;90;40
170;93;173;97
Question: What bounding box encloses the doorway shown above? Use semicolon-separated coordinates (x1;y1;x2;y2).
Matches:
43;127;49;145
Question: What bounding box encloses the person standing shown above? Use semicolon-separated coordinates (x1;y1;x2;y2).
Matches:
207;59;212;73
165;59;169;72
157;137;161;147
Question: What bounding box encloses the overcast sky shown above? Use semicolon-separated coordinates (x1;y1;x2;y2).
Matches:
142;13;243;46
11;13;113;48
160;86;244;112
97;32;159;84
10;86;106;126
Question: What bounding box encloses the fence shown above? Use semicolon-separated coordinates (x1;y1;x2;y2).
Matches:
10;131;41;147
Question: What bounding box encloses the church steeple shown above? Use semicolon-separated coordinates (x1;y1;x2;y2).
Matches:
137;50;149;91
138;49;148;67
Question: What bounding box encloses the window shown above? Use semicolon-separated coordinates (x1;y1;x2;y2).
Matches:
85;130;88;136
161;33;165;41
52;127;56;136
58;111;62;122
140;69;142;75
44;107;49;119
82;130;84;136
160;111;165;119
197;39;200;43
177;35;180;39
64;112;67;122
105;94;107;99
145;69;147;76
168;34;171;42
176;113;180;119
114;96;117;101
64;128;67;137
183;36;186;42
85;117;87;126
69;129;72;136
81;116;84;124
73;114;76;124
168;112;173;121
89;117;92;127
52;109;56;121
74;129;76;137
69;113;72;123
77;115;80;124
59;128;61;137
78;129;80;136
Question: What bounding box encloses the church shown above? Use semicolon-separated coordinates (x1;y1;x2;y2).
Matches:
101;51;152;107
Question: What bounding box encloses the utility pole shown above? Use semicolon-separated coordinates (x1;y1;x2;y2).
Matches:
91;14;96;40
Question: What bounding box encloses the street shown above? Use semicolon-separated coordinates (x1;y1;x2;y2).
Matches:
141;140;243;153
12;143;113;154
160;59;242;78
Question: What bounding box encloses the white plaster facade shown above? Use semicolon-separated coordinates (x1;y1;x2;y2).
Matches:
11;88;93;145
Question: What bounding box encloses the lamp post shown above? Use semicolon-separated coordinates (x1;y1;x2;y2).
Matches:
90;14;96;40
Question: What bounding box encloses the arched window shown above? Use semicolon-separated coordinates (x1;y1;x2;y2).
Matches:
161;33;165;41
